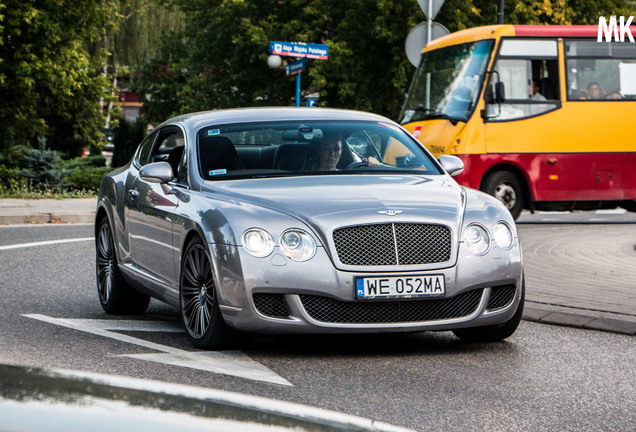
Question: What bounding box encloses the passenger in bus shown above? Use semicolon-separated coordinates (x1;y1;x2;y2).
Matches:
529;79;546;101
587;82;605;99
605;91;623;99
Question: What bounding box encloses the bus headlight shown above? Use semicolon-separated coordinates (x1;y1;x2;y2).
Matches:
493;222;514;249
243;228;274;258
464;224;490;256
280;229;316;261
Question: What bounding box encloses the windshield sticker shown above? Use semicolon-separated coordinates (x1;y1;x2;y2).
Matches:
210;169;227;176
208;129;220;136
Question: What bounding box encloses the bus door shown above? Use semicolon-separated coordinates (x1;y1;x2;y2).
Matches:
483;38;623;203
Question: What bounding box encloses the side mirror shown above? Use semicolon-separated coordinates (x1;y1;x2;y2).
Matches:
139;162;174;183
495;82;505;103
438;155;464;177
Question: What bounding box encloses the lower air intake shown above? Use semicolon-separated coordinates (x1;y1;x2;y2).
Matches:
299;289;483;324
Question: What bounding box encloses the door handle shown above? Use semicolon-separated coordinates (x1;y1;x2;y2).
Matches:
128;189;139;199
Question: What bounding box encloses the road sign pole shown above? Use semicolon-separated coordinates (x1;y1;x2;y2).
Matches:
427;1;432;43
296;73;301;107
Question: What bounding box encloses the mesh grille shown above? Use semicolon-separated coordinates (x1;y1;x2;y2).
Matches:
333;223;452;266
486;285;516;311
299;289;483;324
253;294;290;319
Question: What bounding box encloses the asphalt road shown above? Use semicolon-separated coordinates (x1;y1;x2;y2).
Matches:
0;223;634;431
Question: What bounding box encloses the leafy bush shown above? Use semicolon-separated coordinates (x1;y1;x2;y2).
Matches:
0;165;21;190
18;140;67;189
65;166;113;191
61;155;107;170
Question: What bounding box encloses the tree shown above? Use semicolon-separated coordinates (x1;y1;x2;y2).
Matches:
133;0;424;121
0;1;120;152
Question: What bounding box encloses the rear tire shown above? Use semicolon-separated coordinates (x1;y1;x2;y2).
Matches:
482;171;525;220
453;277;525;342
179;237;234;350
96;217;150;314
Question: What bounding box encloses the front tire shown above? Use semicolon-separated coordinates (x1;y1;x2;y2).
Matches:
96;217;150;314
482;171;525;220
179;237;233;349
453;277;525;342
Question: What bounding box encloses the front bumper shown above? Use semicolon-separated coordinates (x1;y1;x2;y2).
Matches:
214;242;523;334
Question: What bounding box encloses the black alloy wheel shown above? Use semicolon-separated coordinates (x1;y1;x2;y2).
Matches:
180;238;233;349
96;217;150;314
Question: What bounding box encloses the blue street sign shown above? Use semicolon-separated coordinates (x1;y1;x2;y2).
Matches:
270;41;328;60
286;58;306;76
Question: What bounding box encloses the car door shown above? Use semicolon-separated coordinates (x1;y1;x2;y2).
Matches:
126;126;184;293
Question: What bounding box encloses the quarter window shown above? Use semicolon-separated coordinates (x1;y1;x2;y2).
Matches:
136;130;159;167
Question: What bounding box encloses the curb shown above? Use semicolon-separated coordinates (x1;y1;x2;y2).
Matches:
0;213;95;225
523;304;636;336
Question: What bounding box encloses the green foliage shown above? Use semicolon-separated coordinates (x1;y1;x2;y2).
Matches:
17;139;67;189
133;0;423;120
61;155;107;170
0;0;120;151
112;118;148;167
65;166;113;191
437;0;634;28
0;165;20;190
0;137;109;195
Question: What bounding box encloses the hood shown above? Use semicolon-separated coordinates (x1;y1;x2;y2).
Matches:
204;174;465;235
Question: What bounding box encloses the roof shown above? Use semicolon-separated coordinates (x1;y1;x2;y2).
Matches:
157;107;392;132
424;23;636;52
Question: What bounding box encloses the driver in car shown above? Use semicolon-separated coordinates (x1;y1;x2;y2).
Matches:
307;132;380;171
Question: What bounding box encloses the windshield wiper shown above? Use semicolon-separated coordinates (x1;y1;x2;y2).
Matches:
420;112;460;126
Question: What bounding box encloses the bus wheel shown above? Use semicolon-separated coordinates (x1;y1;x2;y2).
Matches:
483;171;524;220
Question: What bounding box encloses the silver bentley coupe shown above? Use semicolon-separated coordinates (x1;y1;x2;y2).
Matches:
95;107;524;349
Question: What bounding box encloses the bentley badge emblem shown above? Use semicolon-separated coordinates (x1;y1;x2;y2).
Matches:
377;210;403;216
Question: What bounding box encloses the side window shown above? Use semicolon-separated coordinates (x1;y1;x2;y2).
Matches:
136;130;159;167
565;40;636;100
486;39;561;121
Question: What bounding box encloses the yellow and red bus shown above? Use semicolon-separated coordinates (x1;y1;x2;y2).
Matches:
399;25;636;219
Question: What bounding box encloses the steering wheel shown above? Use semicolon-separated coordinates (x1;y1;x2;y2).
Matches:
344;161;369;170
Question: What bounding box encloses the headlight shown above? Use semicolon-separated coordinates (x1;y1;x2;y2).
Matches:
464;224;490;255
493;222;514;249
242;228;274;258
280;229;316;261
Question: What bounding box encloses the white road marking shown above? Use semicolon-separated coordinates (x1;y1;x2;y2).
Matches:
23;314;292;386
0;237;93;251
595;208;627;215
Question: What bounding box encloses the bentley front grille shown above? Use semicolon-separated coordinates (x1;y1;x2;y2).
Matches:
299;289;483;324
332;223;452;266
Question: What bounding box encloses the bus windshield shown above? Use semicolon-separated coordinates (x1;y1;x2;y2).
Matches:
399;40;494;125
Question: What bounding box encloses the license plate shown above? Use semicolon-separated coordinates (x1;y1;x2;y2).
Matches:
355;275;445;300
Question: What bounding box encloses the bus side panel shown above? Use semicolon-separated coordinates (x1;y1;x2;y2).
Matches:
453;152;635;202
484;100;632;201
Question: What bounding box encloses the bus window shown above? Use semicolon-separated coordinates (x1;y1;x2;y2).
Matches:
486;39;560;120
565;40;636;100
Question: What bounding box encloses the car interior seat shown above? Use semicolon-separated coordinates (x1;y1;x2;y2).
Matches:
199;136;245;179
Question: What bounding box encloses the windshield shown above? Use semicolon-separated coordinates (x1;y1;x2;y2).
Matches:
399;40;494;124
197;120;442;180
